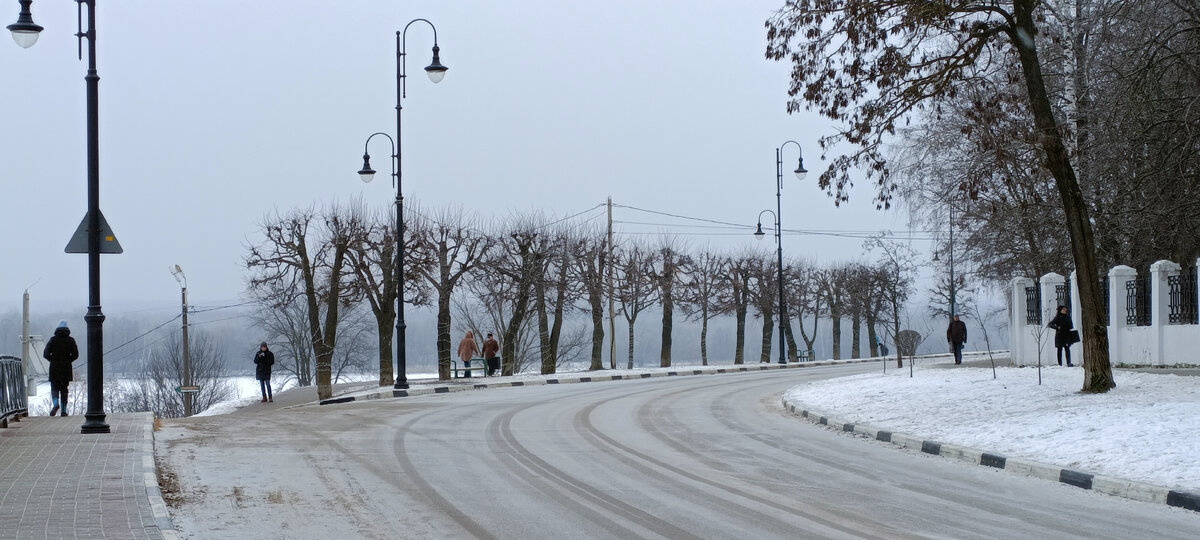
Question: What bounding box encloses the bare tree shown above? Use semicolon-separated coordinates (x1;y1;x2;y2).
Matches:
109;331;235;418
345;205;431;386
409;206;492;380
766;0;1116;391
678;250;728;366
649;239;688;368
569;228;610;371
615;242;658;369
748;256;778;364
249;291;315;387
719;254;757;365
245;203;365;400
785;260;823;361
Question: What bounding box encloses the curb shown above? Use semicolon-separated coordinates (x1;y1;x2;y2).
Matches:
780;397;1200;514
316;358;890;406
142;412;180;540
315;351;996;406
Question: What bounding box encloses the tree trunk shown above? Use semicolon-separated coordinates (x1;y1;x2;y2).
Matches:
626;316;637;369
760;310;774;363
376;317;393;386
536;276;553;375
850;312;861;359
783;316;799;363
589;292;604;371
830;308;842;360
700;305;709;366
866;312;878;358
436;293;452;380
1011;2;1112;392
734;296;747;365
660;279;674;368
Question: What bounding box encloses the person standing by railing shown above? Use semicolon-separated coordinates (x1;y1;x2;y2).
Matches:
43;321;78;416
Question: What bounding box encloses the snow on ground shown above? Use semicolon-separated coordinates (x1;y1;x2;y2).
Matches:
784;359;1200;493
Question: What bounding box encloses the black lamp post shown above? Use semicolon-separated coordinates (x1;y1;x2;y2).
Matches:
9;0;109;433
356;18;447;390
753;141;807;365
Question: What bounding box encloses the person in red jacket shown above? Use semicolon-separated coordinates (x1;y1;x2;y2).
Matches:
457;331;479;378
482;333;500;376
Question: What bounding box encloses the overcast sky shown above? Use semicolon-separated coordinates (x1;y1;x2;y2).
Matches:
0;0;920;315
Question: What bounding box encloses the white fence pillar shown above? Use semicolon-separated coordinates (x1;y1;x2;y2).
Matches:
1109;265;1137;365
1011;277;1035;366
1069;270;1084;365
1150;260;1180;366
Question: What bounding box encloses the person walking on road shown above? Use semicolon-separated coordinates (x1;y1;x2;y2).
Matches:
457;331;479;378
1048;305;1076;367
43;320;79;417
946;315;968;365
482;332;500;376
254;342;275;402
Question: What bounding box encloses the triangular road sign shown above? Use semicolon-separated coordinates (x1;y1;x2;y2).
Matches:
65;210;123;254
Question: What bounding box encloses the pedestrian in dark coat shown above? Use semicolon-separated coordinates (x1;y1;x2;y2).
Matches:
1047;305;1075;367
946;315;968;365
42;320;79;417
254;342;275;402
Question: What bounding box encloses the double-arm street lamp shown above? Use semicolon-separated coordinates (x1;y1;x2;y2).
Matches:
9;0;109;433
753;141;807;365
356;18;447;390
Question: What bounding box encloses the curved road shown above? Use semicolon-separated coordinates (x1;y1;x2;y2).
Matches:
160;363;1200;539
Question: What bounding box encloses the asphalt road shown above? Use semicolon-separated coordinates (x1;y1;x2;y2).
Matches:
158;362;1200;539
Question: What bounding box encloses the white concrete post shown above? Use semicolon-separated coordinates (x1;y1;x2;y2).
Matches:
1070;270;1083;365
1011;277;1035;366
1109;265;1138;366
1150;260;1180;366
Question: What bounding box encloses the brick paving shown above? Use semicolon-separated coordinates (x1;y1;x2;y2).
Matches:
0;412;167;540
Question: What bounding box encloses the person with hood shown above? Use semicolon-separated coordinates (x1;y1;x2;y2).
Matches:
457;331;478;378
254;342;275;402
482;332;500;376
1047;305;1076;367
42;320;79;417
946;315;968;365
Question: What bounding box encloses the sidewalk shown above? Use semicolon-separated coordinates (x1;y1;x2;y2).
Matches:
0;412;173;540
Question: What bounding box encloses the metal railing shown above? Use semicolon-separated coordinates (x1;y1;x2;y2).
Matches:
1025;286;1042;325
1;355;28;427
1056;281;1070;314
1126;276;1151;326
1168;266;1198;325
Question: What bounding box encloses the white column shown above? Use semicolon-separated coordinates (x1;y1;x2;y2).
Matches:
1069;270;1083;365
1011;277;1035;366
1040;272;1065;325
1150;260;1180;366
1109;265;1138;366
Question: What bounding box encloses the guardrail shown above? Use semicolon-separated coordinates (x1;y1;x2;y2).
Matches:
1;355;28;427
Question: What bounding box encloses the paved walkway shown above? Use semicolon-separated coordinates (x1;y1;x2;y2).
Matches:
0;412;171;540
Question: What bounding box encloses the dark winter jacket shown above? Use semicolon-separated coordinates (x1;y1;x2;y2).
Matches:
946;320;968;345
1048;312;1074;348
43;327;79;385
254;348;275;381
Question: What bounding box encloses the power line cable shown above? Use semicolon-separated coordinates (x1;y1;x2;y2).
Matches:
103;314;181;355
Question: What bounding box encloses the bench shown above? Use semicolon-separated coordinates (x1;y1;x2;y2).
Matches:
452;358;488;378
798;350;812;362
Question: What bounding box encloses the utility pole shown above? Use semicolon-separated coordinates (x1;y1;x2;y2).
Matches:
22;290;34;398
171;265;192;417
607;197;616;370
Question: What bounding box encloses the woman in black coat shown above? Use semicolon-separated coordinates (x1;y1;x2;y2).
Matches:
1047;305;1075;367
42;321;79;416
254;342;275;403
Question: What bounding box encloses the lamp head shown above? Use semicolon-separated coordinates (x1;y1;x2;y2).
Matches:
793;157;808;181
425;44;448;83
7;0;42;49
358;153;376;183
754;223;766;240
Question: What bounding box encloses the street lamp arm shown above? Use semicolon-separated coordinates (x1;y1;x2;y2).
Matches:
756;209;778;232
398;18;446;98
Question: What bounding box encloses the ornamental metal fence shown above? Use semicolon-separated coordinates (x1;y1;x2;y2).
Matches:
1168;266;1199;325
1025;286;1041;325
1;355;27;427
1126;275;1152;326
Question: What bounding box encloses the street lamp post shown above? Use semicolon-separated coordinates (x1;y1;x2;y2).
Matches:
356;18;447;390
170;265;191;417
9;0;109;433
753;141;807;365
